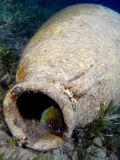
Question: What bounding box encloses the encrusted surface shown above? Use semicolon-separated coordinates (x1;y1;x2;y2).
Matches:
3;4;120;151
17;4;120;126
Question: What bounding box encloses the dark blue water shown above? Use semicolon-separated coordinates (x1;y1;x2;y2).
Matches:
63;0;120;12
38;0;120;13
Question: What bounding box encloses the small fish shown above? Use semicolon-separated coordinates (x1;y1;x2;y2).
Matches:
40;106;65;136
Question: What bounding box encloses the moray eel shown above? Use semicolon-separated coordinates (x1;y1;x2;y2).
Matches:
40;106;65;136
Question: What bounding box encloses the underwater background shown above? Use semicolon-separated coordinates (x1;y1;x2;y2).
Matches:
0;0;120;40
0;0;120;49
0;0;120;160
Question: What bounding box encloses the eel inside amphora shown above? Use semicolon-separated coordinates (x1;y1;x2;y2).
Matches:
3;4;120;151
